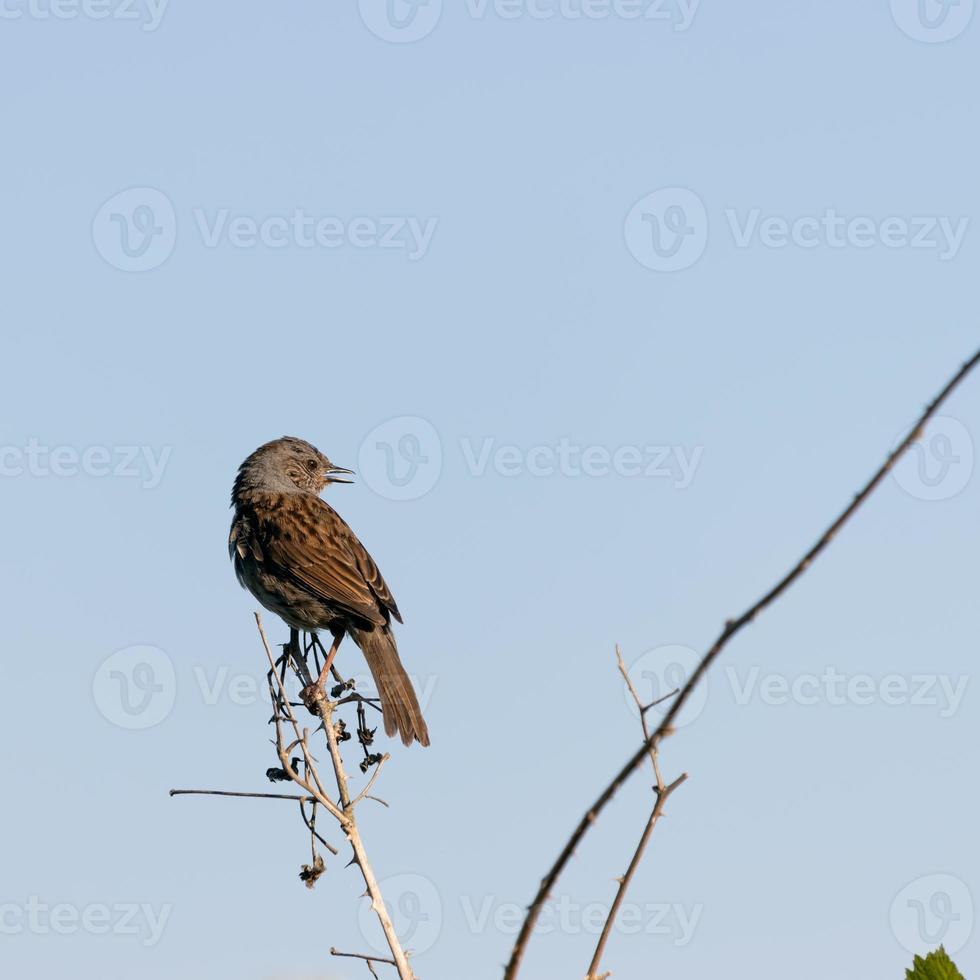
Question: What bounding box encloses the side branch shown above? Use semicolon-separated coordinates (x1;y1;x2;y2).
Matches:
331;947;397;979
583;648;687;980
585;773;687;980
169;789;316;802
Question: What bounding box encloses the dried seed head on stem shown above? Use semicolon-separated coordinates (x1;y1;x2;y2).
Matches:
171;616;418;979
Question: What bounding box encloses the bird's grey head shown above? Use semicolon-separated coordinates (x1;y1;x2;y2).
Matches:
232;437;354;502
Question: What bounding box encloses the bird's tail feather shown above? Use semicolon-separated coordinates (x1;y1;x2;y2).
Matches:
351;626;430;747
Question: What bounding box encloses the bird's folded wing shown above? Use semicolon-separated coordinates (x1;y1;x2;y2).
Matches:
258;495;400;627
349;530;403;624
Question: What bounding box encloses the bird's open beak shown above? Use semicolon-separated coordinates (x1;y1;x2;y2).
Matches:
325;465;355;485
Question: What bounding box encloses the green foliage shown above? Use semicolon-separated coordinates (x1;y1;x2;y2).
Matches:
905;946;965;980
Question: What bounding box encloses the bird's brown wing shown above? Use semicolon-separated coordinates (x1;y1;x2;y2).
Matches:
346;527;403;624
256;493;402;627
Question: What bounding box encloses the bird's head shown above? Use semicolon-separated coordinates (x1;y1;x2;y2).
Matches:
233;436;354;500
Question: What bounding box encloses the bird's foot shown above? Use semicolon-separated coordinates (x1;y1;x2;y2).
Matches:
299;629;344;714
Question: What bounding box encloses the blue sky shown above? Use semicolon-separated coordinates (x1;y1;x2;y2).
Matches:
1;2;978;978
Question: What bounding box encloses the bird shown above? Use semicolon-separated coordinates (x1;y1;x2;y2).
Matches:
229;436;429;747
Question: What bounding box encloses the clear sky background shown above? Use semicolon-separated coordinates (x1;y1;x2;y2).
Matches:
1;2;978;978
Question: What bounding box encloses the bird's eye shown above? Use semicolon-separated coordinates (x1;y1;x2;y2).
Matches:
306;459;318;471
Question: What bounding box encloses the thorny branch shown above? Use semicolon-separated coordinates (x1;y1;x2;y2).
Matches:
584;650;687;980
331;946;398;979
505;347;980;980
171;616;415;979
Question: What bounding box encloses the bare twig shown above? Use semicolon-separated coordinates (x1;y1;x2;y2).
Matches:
300;799;338;857
313;693;415;978
616;647;663;778
352;753;391;807
171;619;417;977
169;789;315;802
255;616;417;980
169;787;342;859
331;946;397;978
258;626;342;821
583;650;687;980
505;347;980;980
585;773;687;980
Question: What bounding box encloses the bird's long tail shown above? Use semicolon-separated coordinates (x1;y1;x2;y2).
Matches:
351;625;430;747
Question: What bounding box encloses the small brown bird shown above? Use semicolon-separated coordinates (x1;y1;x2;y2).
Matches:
229;436;429;747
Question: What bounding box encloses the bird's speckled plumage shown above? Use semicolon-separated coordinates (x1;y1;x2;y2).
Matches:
229;437;429;747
